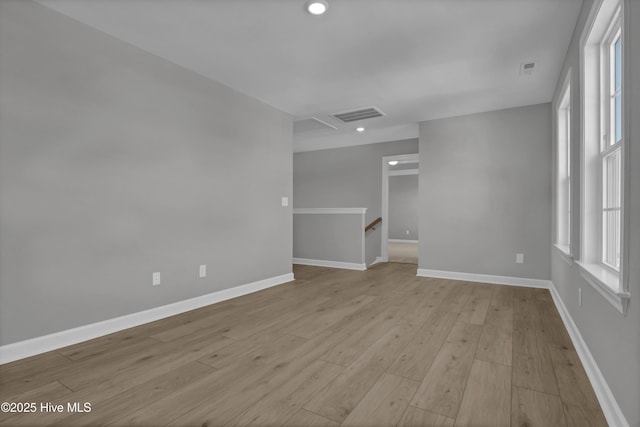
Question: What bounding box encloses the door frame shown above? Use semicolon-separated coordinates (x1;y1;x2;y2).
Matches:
381;153;419;262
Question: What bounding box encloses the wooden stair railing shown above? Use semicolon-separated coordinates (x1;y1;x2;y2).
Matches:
365;217;382;232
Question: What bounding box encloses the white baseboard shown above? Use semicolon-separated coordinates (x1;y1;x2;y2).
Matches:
0;272;294;365
416;268;551;289
293;258;367;271
548;283;630;427
388;239;418;244
368;257;384;266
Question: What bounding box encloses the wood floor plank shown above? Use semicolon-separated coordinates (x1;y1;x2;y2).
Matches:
410;321;482;418
0;352;72;390
221;295;329;341
53;361;214;426
436;282;473;314
476;306;513;366
282;295;377;339
513;351;559;396
513;316;541;355
454;359;511;427
457;285;493;325
548;345;608;426
169;349;333;425
4;333;234;427
226;359;342;427
395;289;443;327
0;382;73;426
563;403;609;427
536;298;574;349
147;305;240;342
397;406;455;427
319;303;406;367
341;373;419;427
0;380;71;403
107;358;269;426
323;296;399;338
512;310;558;395
511;386;567;427
513;287;541;321
284;409;339;427
56;338;171;391
197;332;305;369
165;327;356;426
58;332;233;392
491;285;514;309
304;322;418;423
387;311;458;381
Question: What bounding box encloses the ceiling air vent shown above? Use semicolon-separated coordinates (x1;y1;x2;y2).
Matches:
293;117;337;133
520;61;536;76
331;107;384;123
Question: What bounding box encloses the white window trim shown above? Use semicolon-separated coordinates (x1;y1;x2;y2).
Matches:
578;0;630;314
598;10;621;272
576;262;629;313
554;68;572;262
554;244;574;266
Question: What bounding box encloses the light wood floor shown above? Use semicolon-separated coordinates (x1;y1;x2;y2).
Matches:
0;263;607;427
388;241;418;264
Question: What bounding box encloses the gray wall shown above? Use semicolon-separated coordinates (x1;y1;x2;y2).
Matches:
419;103;551;280
389;175;419;240
293;139;418;264
293;214;363;264
0;1;293;346
550;1;640;425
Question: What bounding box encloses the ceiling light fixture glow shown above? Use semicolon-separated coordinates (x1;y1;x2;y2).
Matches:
306;0;328;15
388;161;399;166
356;127;365;132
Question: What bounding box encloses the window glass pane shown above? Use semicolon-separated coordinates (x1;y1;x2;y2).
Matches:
603;209;620;269
602;148;621;269
615;92;622;143
615;36;621;90
603;149;621;208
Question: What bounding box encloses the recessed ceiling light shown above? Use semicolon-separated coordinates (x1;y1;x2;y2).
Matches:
388;161;399;166
356;127;365;132
306;0;328;15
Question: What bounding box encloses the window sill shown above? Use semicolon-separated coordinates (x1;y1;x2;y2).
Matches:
575;261;630;314
553;244;573;266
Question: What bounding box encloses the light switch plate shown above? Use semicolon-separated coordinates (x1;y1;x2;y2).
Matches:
199;264;207;278
281;197;289;207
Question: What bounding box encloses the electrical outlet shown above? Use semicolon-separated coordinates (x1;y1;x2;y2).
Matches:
405;229;410;235
199;264;207;278
516;253;524;264
152;272;161;286
281;197;289;207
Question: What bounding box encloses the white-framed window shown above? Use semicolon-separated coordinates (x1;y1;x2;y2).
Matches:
555;71;572;261
578;0;629;313
601;20;621;270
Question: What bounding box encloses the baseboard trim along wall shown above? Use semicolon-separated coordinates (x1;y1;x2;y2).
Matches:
293;258;367;271
0;272;294;365
416;268;551;288
369;257;384;266
416;267;628;427
388;239;419;244
548;284;630;427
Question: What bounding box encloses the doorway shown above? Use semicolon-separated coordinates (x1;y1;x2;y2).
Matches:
381;153;419;264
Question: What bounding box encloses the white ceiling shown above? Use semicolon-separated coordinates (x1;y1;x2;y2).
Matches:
38;0;582;152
